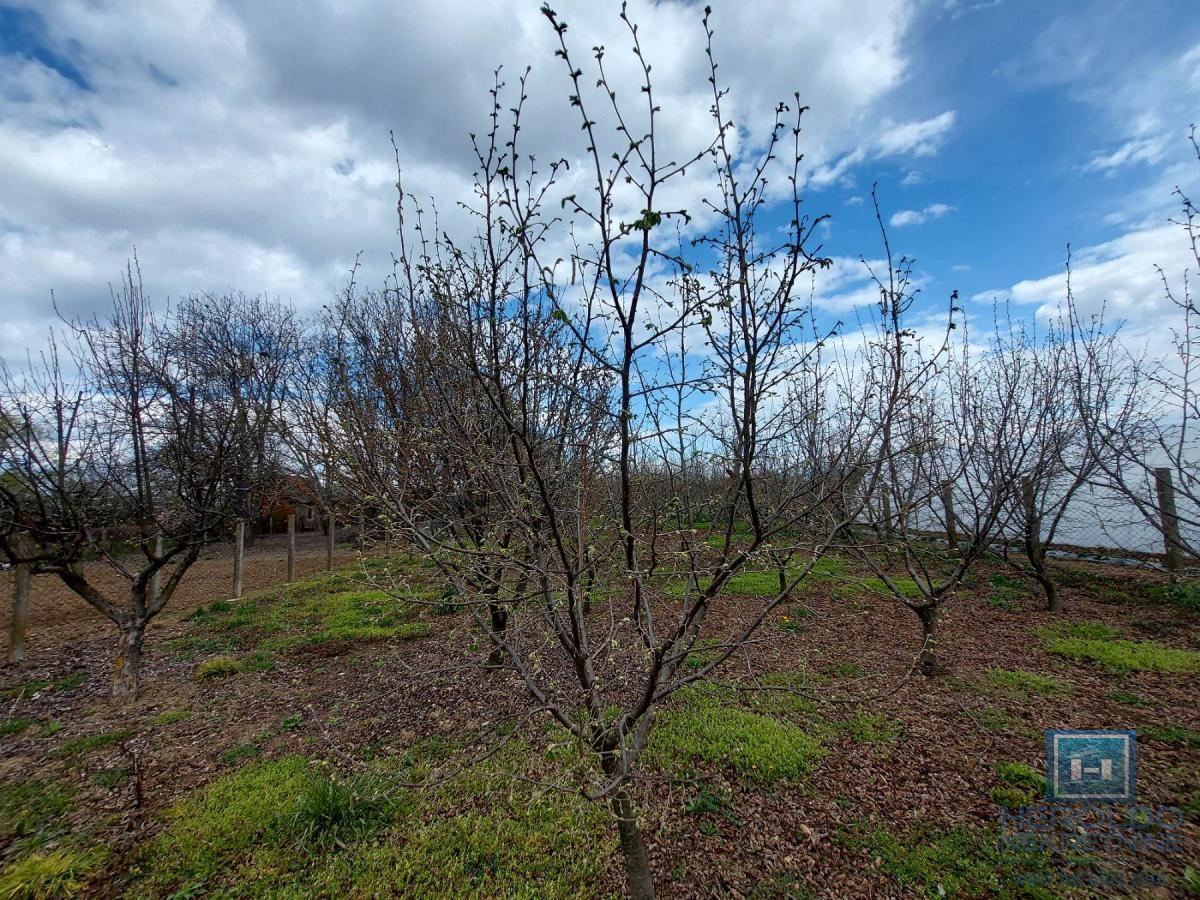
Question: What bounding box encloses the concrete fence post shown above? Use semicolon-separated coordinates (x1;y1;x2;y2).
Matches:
1155;467;1183;578
7;562;30;664
941;485;957;550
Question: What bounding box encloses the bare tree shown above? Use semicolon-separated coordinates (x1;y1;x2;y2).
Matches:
1067;127;1200;570
963;305;1137;610
320;8;902;897
170;291;301;545
0;265;252;698
836;195;962;676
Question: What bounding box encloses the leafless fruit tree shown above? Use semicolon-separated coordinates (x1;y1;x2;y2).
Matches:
318;6;910;896
0;267;272;699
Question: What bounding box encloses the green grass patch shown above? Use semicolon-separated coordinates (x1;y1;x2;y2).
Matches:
837;820;1055;899
220;742;263;766
0;779;73;855
681;638;724;671
195;650;277;680
195;655;243;679
984;669;1070;698
1;717;36;737
288;772;395;850
682;786;741;827
845;575;924;599
185;578;433;653
943;676;986;696
972;707;1022;733
738;673;817;716
1144;580;1200;613
991;761;1047;808
723;570;786;597
667;559;847;600
0;670;88;700
646;684;823;782
1106;690;1153;707
840;711;900;746
57;728;133;760
1035;620;1121;641
1039;635;1200;673
131;747;612;898
148;709;191;727
315;620;430;643
823;661;864;678
985;573;1026;612
92;766;132;790
1139;723;1200;748
0;848;102;899
240;650;276;672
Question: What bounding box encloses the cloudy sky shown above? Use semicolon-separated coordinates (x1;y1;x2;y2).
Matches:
1;0;1197;364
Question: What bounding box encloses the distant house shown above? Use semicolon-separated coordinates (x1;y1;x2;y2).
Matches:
255;473;325;534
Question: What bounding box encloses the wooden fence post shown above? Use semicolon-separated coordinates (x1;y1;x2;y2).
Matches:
326;512;335;571
149;534;163;606
287;513;296;583
941;485;957;550
1155;467;1183;578
233;519;245;599
7;562;30;664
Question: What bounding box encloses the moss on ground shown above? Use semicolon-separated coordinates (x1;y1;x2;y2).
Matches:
646;683;823;782
985;669;1070;698
837;820;1057;899
128;747;613;899
1035;622;1200;673
176;576;434;657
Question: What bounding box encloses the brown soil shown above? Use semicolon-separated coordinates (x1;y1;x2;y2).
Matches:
1;556;1197;898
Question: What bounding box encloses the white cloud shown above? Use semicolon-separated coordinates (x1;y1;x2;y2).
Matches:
970;216;1198;345
0;0;955;364
806;109;957;191
876;111;956;157
889;202;954;227
1084;137;1168;173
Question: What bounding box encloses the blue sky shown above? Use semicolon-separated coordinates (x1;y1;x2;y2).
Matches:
822;0;1199;323
0;0;1196;362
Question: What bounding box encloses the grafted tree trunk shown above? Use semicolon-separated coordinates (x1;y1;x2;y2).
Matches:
611;786;654;899
1022;477;1060;612
1034;570;1060;614
112;619;146;701
914;604;945;676
7;563;30;664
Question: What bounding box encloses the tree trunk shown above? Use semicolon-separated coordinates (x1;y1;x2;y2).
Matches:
611;787;654;900
7;563;30;664
914;605;944;677
112;620;145;701
1032;567;1059;613
487;602;508;667
1021;478;1058;611
1039;575;1061;614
